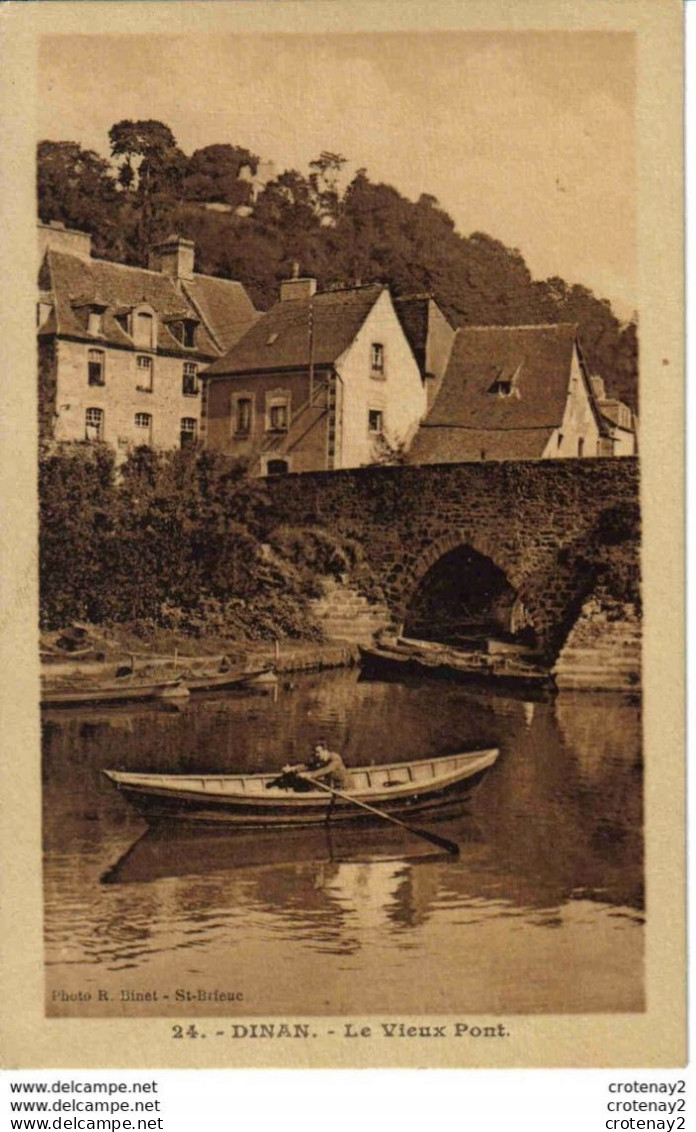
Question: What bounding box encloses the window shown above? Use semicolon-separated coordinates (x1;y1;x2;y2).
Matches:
578;437;585;458
368;409;384;434
267;459;289;476
85;407;104;441
87;349;105;386
268;403;289;432
136;355;153;391
371;342;385;375
134;412;152;443
135;311;154;348
171;320;197;347
180;417;198;448
183;362;198;396
235;397;252;435
88;311;103;336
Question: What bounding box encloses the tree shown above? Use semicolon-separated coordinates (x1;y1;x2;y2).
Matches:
183;144;259;209
108;119;187;261
37;141;123;259
308;151;348;225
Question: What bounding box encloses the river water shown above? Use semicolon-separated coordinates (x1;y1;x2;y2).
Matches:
43;668;643;1017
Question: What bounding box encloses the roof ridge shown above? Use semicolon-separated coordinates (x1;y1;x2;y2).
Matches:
275;283;383;304
191;273;245;288
47;248;167;279
454;322;578;332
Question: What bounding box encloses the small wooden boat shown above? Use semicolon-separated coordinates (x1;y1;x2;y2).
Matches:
360;643;491;675
359;643;553;690
41;677;190;708
103;748;499;828
185;666;275;693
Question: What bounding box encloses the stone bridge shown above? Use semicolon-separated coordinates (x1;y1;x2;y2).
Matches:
266;458;640;659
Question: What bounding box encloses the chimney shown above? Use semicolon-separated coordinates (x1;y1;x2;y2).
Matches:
590;375;606;402
149;235;195;281
38;221;92;262
280;264;317;302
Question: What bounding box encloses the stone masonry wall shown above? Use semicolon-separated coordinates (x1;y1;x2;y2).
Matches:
553;597;641;691
265;458;641;660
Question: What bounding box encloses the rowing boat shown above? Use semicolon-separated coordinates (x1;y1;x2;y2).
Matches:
41;677;190;708
103;748;499;827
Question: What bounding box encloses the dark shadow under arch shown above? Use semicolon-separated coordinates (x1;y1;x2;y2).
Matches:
403;543;537;647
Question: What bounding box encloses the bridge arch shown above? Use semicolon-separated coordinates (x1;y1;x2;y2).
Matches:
263;459;641;659
387;531;542;646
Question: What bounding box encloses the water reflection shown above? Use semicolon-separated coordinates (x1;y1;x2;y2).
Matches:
43;670;643;1016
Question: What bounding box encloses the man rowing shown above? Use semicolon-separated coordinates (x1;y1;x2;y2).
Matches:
271;740;350;791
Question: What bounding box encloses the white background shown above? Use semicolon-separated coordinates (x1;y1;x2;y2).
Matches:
2;10;693;1127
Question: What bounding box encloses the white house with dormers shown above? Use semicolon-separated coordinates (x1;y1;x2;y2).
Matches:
38;222;258;453
409;323;630;463
202;273;427;474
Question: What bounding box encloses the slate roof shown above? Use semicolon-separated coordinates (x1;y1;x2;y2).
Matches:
409;426;556;463
425;324;578;429
204;284;385;376
410;323;597;463
39;250;257;359
182;275;259;353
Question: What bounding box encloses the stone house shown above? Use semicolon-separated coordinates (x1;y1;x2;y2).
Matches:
409;323;623;463
38;223;258;453
590;376;637;456
201;275;427;475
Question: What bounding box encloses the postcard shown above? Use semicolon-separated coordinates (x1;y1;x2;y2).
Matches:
0;0;685;1069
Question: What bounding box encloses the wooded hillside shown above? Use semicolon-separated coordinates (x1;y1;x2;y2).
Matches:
38;121;638;410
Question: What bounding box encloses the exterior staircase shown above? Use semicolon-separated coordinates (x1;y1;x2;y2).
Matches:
309;578;393;644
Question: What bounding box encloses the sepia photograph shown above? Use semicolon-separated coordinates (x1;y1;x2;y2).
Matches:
0;0;685;1070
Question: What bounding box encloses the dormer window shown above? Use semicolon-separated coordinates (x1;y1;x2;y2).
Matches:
134;311;154;349
88;310;103;336
489;361;523;398
371;342;385;376
169;318;198;347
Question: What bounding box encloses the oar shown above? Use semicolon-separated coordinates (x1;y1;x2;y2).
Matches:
301;775;460;857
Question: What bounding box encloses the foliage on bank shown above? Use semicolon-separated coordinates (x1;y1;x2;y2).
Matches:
38;445;365;640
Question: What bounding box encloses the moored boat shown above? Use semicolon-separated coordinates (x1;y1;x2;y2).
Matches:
359;642;553;690
185;666;275;693
41;677;190;708
103;747;499;828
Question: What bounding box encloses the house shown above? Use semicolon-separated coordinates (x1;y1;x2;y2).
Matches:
38;222;259;453
590;376;638;456
408;323;622;463
201;274;426;475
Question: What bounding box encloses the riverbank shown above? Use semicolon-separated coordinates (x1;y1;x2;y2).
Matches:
41;626;359;682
